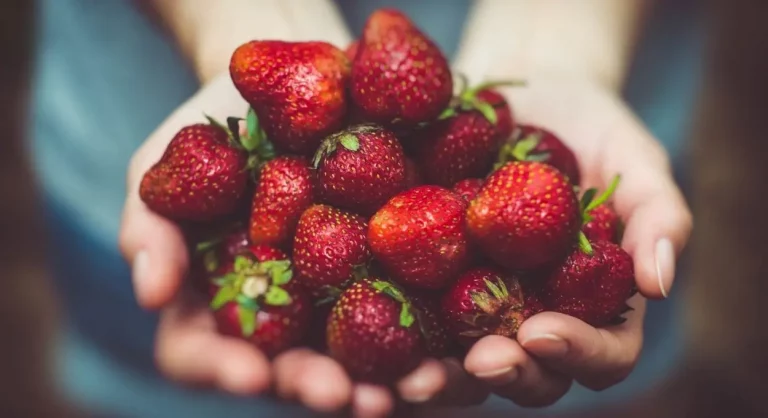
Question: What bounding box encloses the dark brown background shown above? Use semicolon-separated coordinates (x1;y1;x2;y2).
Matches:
1;0;766;417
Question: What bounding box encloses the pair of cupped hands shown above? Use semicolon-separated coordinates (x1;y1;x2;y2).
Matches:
120;71;691;418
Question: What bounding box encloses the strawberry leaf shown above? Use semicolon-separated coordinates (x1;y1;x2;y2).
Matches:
238;305;258;337
470;291;494;313
339;134;360;152
511;132;542;161
234;255;253;273
483;278;505;300
580;188;598;213
203;250;219;273
399;303;415;328
273;268;293;286
210;285;238;310
475;101;498;125
578;231;594;256
264;286;292;306
372;280;405;303
236;294;260;311
204;114;231;138
437;107;457;120
585;175;621;213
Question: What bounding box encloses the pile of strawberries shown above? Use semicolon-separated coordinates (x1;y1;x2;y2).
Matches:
140;9;636;384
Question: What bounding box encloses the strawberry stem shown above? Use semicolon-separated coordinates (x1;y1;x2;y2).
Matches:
585;175;621;213
578;231;594;256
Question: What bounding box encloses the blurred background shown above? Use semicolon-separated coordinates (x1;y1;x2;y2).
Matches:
2;0;767;417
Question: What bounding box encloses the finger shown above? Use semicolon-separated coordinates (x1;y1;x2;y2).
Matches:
464;336;573;407
518;296;646;391
597;112;693;299
352;384;394;418
395;358;448;404
433;358;490;407
119;196;188;309
274;349;353;413
155;295;271;395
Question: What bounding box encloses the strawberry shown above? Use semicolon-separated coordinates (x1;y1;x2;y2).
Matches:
416;85;516;187
441;267;542;345
139;121;251;221
249;155;314;248
497;124;581;186
345;40;359;61
466;161;581;272
539;240;636;327
327;278;425;383
368;185;468;289
578;175;622;246
230;41;350;154
292;204;371;292
350;9;453;126
209;249;311;357
190;227;251;296
583;204;620;243
452;178;484;203
313;124;406;215
403;156;424;189
409;291;452;357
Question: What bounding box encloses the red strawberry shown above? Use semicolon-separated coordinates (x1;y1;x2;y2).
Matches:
452;178;483;203
230;41;350;154
416;86;515;187
139;121;250;221
293;205;371;292
498;124;581;186
441;267;542;345
583;204;620;243
190;227;251;296
345;40;359;61
409;291;452;357
368;185;468;289
313;124;406;215
578;175;622;245
249;155;314;248
327;278;425;383
209;249;311;357
350;9;453;126
403;156;424;189
539;240;636;327
466;161;581;272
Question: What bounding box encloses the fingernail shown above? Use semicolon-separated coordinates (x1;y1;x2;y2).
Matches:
474;366;518;384
521;334;568;357
132;251;150;296
655;238;675;298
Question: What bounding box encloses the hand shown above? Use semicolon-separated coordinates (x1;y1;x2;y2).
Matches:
119;72;485;417
461;77;693;406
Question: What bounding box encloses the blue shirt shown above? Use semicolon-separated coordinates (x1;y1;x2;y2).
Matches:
31;1;702;416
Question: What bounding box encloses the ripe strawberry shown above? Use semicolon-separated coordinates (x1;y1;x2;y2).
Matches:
350;9;453;126
139;121;250;221
403;156;424;189
583;204;620;243
368;185;468;289
327;278;425;383
293;205;371;292
249;155;314;248
313;124;406;215
416;86;515;186
452;178;484;203
578;175;622;245
466;161;581;271
497;124;581;186
409;291;452;357
190;227;251;296
209;249;311;357
345;40;359;61
539;240;636;327
441;267;542;346
230;40;350;154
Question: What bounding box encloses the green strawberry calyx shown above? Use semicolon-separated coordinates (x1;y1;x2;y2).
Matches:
577;174;621;256
209;255;294;337
495;127;552;170
371;280;415;328
461;276;526;338
311;124;379;168
438;76;526;124
204;109;276;178
315;263;370;307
